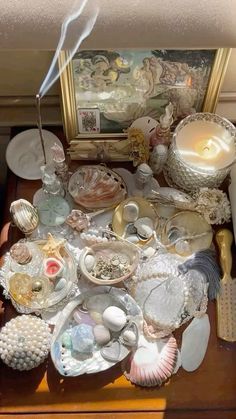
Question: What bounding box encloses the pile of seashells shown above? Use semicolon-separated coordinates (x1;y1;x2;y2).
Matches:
0;116;231;388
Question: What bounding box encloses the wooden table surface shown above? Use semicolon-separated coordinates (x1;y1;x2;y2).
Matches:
1;129;236;418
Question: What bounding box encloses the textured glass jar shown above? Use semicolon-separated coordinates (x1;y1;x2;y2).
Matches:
163;113;236;192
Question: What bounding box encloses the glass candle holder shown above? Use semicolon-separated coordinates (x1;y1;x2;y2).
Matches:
163;113;236;192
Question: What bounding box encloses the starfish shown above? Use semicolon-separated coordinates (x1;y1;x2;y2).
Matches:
41;233;66;261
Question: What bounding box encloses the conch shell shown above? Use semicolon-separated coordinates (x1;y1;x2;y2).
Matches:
10;199;39;234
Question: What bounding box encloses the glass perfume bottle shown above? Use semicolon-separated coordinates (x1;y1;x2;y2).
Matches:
36;164;70;227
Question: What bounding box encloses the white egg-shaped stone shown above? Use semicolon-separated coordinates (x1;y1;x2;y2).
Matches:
134;217;154;239
84;254;95;272
126;235;140;244
123;201;139;222
143;247;156;258
93;324;111;346
102;306;127;332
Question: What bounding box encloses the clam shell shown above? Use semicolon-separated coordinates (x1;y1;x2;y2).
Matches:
10;199;39;234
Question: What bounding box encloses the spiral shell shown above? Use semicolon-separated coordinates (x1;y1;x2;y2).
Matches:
10;199;39;234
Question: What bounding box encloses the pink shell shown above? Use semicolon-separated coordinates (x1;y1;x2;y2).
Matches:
68;166;127;210
123;335;177;387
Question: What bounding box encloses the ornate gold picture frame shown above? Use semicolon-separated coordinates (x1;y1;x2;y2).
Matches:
59;48;231;161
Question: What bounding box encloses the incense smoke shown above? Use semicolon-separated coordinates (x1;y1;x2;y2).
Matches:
38;0;99;98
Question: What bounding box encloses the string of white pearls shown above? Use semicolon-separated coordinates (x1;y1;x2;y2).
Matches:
0;315;51;370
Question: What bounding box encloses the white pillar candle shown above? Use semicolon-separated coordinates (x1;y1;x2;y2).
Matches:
176;120;235;172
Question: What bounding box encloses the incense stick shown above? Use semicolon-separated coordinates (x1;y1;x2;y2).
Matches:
36;94;46;165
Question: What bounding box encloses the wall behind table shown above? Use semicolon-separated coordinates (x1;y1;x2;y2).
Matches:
0;51;61;126
0;49;236;126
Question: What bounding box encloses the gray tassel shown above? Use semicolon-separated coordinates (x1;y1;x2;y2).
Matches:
178;250;221;300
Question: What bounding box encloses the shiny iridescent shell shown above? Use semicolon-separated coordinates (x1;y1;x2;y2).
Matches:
68;165;127;210
10;199;39;234
50;287;143;377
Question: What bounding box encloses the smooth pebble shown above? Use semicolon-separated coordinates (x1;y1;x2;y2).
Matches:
126;235;140;244
102;306;127;332
134;217;154;239
123;201;139;222
122;330;137;346
93;324;111;346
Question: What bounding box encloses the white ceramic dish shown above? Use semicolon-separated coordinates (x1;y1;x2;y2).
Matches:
6;129;62;180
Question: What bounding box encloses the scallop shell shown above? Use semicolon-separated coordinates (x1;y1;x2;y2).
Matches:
10;199;39;234
68;165;127;210
123;335;177;387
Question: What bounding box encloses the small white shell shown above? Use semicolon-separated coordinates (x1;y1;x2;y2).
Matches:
84;254;95;272
134;217;154;239
10;199;39;234
123;201;139;222
102;306;127;332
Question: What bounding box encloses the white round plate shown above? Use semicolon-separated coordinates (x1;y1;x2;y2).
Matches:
6;129;63;180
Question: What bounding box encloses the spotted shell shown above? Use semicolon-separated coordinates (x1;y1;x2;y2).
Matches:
10;199;39;234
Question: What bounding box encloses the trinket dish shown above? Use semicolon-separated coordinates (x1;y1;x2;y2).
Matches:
68;165;127;210
51;287;143;376
112;196;158;246
161;211;213;256
5;129;62;180
128;252;208;337
1;236;77;312
79;241;140;285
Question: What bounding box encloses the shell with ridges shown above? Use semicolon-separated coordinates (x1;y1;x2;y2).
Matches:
10;199;39;234
123;334;177;387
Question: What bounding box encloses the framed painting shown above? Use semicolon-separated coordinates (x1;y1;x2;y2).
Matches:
59;48;231;160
